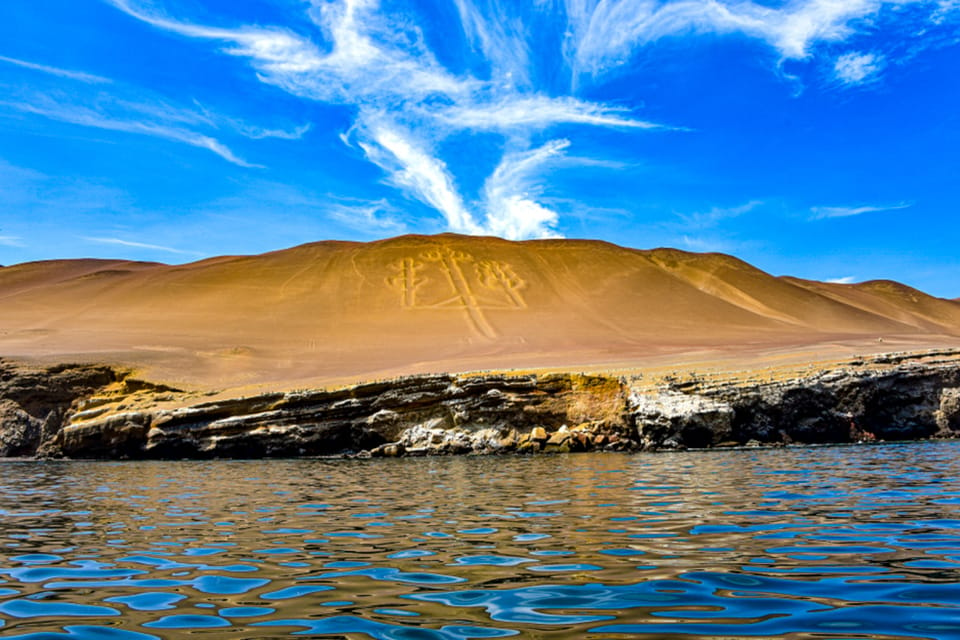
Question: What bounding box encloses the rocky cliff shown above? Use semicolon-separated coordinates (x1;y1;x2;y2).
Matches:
1;351;959;459
629;351;960;449
0;362;118;457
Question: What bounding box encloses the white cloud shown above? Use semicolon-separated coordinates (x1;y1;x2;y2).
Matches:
326;198;406;234
100;0;957;242
453;0;532;87
107;0;688;237
5;95;259;168
105;0;325;68
810;202;912;219
765;0;881;59
190;100;312;140
680;234;739;253
0;55;112;84
358;122;482;234
121;97;214;128
237;123;312;140
933;0;960;22
107;0;470;106
301;0;475;102
3;53;306;168
105;0;674;239
486;196;562;240
834;51;884;85
0;235;24;247
677;200;764;230
83;236;198;255
190;101;311;140
562;0;943;79
826;276;857;284
436;95;669;131
482;139;570;239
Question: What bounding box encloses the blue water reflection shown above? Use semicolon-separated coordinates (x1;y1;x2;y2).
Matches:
2;442;960;638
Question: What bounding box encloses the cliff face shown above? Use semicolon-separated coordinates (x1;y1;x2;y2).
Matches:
53;373;627;459
1;352;959;459
0;361;118;457
629;352;960;449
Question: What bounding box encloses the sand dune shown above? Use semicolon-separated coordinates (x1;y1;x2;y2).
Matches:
1;234;958;389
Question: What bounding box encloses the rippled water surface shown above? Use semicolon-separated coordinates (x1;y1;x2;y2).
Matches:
3;443;960;639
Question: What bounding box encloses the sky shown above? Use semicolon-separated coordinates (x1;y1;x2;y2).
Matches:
0;0;958;297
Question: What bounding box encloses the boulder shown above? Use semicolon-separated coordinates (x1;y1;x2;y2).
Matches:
0;400;42;457
937;388;960;434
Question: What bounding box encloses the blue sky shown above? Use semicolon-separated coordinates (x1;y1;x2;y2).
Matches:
1;0;958;297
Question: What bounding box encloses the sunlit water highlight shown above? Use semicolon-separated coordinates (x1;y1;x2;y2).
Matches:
2;442;960;639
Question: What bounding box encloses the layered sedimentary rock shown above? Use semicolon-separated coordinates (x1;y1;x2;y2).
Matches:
1;351;958;459
630;351;960;449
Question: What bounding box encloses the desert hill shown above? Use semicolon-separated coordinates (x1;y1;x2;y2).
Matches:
1;234;958;389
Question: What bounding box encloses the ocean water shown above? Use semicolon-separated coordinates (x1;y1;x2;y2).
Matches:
2;442;960;639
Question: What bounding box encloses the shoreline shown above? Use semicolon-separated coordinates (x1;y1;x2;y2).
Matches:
0;438;954;464
1;349;959;460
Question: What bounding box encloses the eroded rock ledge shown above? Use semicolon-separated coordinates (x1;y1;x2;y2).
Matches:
2;350;959;459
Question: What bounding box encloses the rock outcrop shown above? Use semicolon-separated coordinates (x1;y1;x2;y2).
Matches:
15;371;630;459
630;352;960;449
629;390;735;449
1;351;959;459
0;361;119;457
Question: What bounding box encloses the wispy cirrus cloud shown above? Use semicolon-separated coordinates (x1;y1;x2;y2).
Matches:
434;95;672;132
933;0;960;22
192;101;311;140
453;0;532;88
810;202;912;220
565;0;861;77
0;235;24;247
676;200;765;230
236;123;312;140
105;0;469;105
105;0;666;239
3;35;310;169
0;54;112;84
834;51;885;85
4;83;308;168
6;95;260;168
679;234;743;254
326;198;407;235
102;0;954;240
826;276;858;284
83;236;199;255
356;121;482;234
562;0;951;80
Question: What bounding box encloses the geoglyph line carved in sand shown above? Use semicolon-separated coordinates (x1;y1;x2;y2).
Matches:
385;257;425;308
476;259;527;309
386;246;527;338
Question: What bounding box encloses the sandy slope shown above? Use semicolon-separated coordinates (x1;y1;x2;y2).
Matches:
1;234;958;390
